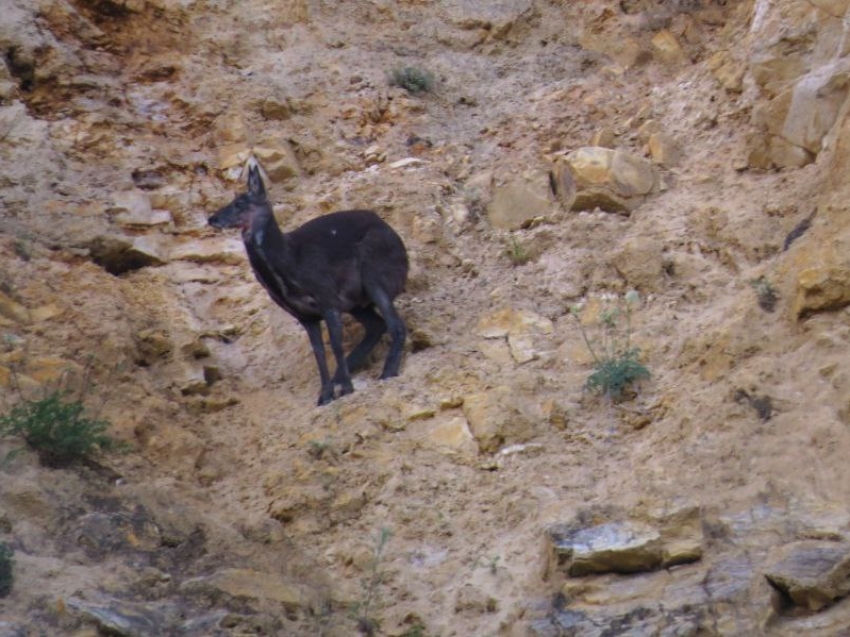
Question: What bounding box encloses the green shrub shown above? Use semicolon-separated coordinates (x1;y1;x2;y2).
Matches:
750;276;777;312
388;66;434;94
504;236;531;266
585;348;650;400
0;390;121;467
354;527;392;636
571;291;650;402
0;542;13;597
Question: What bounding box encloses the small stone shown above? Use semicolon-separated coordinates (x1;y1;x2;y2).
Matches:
611;236;664;292
403;403;436;421
389;157;425;169
425;415;476;453
486;171;554;230
253;139;301;182
708;51;745;92
651;30;687;65
363;145;386;165
454;583;498;613
648;132;681;166
177;365;209;396
258;97;293;120
0;291;29;324
475;307;553;364
794;267;850;318
462;385;537;453
590;127;615;148
217;143;251;171
134;329;172;365
474;307;553;339
29;304;63;322
74;511;162;554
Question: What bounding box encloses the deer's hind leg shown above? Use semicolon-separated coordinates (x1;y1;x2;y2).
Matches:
333;307;387;382
364;284;406;380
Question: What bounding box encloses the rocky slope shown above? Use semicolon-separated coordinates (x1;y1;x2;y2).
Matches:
4;0;850;635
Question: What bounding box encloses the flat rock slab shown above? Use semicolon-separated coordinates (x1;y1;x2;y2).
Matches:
180;567;314;614
65;597;165;637
764;541;850;613
549;504;703;577
66;596;229;637
551;520;663;576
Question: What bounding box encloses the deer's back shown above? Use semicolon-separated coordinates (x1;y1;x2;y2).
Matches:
251;210;407;318
289;209;407;292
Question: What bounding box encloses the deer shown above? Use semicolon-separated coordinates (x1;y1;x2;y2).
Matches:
208;164;409;405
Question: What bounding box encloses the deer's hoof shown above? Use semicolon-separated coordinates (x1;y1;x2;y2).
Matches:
317;388;335;406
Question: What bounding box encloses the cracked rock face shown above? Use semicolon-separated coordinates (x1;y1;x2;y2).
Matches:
6;0;850;635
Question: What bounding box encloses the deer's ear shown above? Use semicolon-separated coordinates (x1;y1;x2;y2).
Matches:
247;165;266;197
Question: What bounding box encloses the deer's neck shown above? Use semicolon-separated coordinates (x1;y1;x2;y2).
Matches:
244;207;295;272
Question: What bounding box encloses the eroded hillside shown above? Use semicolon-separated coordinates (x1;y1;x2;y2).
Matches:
4;1;850;635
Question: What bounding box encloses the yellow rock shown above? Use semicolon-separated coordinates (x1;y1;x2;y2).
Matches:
30;304;64;322
651;30;686;65
425;415;477;454
794;266;850;318
0;290;30;324
486;171;553;230
217;143;250;172
27;357;83;385
462;386;537;453
253;138;301;182
475;307;553;339
648;133;681;167
590;127;615;148
183;568;309;612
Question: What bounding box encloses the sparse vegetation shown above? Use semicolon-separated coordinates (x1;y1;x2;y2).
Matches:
488;555;501;575
750;276;778;312
12;238;30;262
0;542;13;597
571;291;650;402
734;389;773;422
0;389;122;468
504;236;531;266
354;527;392;636
307;439;332;460
388;66;434;95
399;622;428;637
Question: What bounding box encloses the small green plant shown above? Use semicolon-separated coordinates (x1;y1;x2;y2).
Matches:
399;622;427;637
12;237;31;262
307;439;332;460
0;542;13;597
354;527;392;636
571;291;650;402
750;276;777;312
388;66;434;95
504;236;531;266
0;389;121;467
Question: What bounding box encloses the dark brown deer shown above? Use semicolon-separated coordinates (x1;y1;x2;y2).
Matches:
209;165;408;405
